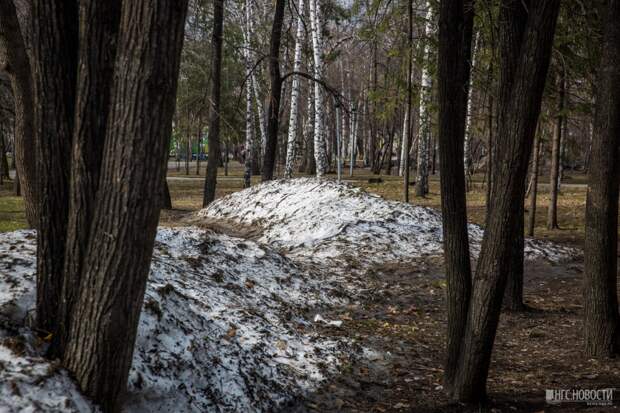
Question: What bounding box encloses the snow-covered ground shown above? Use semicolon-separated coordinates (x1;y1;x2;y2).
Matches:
200;178;577;267
0;178;577;412
0;229;356;412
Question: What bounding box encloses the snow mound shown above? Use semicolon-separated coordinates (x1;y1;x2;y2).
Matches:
200;178;577;266
0;228;353;412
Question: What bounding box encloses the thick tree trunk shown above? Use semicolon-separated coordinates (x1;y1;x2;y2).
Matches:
547;70;564;229
0;0;37;227
62;2;187;411
203;0;224;206
452;0;559;402
437;0;474;394
55;0;121;358
527;131;542;236
31;0;79;335
583;0;620;358
261;0;285;181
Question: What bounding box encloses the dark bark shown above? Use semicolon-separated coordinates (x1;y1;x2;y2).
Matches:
55;0;121;358
452;0;559;402
203;0;224;206
261;0;285;181
583;0;620;358
527;131;541;236
31;0;78;335
0;0;37;227
437;0;475;394
503;202;525;311
547;70;565;229
62;2;188;411
161;176;172;210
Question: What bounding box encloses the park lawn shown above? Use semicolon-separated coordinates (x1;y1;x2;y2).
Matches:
0;162;591;248
0;181;27;232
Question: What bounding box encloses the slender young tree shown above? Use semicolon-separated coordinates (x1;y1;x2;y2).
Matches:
437;0;474;393
463;31;479;189
547;68;565;229
309;0;328;176
203;0;224;206
403;0;414;202
284;0;305;178
415;1;433;197
527;129;542;236
583;0;620;358
261;0;286;181
451;0;560;402
242;0;254;188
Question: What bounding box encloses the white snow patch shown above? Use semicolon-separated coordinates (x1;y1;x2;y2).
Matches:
200;178;577;266
0;228;354;412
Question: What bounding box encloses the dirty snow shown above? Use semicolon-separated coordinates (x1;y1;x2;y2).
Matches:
0;228;355;412
200;178;577;266
0;178;578;412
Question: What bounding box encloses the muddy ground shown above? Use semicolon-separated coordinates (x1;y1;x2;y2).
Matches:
286;257;619;413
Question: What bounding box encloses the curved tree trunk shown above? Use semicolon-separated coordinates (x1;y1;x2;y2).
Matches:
0;0;37;227
437;0;474;394
203;0;224;206
452;0;559;402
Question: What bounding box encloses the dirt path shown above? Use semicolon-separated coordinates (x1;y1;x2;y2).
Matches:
287;258;619;413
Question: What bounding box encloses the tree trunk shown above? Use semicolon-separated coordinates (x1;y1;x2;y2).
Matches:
203;0;224;206
261;0;285;181
583;0;620;358
437;0;474;394
309;0;328;177
62;2;187;410
527;131;542;236
464;32;479;190
31;0;79;335
415;1;433;197
547;69;564;229
54;0;122;358
452;0;559;402
0;0;37;227
284;0;305;178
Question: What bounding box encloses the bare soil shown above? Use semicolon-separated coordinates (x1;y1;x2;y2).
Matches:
286;257;620;413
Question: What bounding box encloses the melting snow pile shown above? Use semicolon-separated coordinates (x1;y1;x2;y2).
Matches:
0;229;353;412
200;178;577;266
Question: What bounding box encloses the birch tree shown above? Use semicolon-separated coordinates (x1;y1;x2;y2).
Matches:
284;0;306;178
415;1;433;197
308;0;328;176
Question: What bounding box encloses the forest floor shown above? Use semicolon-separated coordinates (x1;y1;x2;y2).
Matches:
0;162;618;412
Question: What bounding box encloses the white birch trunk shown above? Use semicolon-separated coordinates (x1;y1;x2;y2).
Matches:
284;0;305;178
415;2;433;196
399;110;408;176
243;0;254;187
308;0;328;177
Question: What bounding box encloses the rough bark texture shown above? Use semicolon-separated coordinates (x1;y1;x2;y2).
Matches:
0;0;37;227
309;0;328;176
55;0;121;358
203;0;224;205
437;0;474;394
583;0;620;358
62;2;188;410
31;0;79;335
547;70;564;229
261;0;285;181
452;0;559;402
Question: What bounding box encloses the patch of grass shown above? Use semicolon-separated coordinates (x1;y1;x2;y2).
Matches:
0;180;27;232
